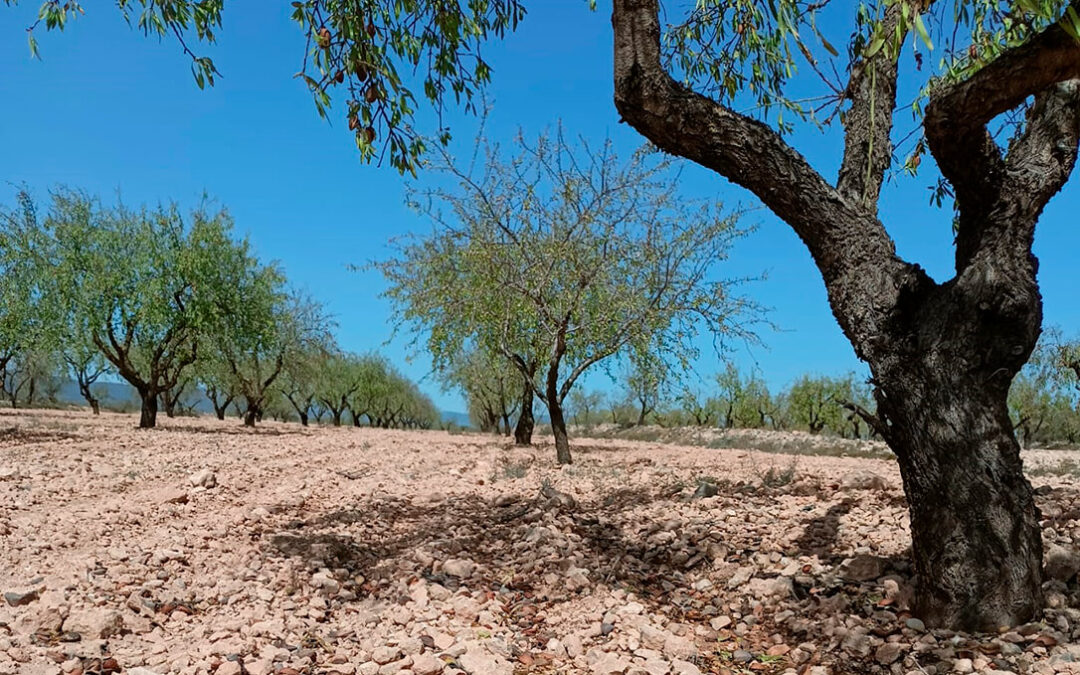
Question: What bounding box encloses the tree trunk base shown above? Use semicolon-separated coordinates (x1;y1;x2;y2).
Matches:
879;371;1043;631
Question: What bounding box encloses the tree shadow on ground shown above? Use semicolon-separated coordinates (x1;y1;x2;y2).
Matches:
260;480;1080;674
792;500;854;562
0;426;79;447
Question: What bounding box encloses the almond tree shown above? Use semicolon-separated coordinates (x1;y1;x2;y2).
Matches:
45;191;236;428
442;348;521;435
377;131;754;464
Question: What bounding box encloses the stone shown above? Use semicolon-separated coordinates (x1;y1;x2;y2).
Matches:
639;626;667;651
64;609;123;639
670;661;702;675
953;658;974;673
1044;544;1080;582
188;469;217;488
662;634;696;660
372;646;401;665
591;653;630;675
160;487;189;504
3;588;39;607
564;634;584;658
876;643;903;665
458;647;513;675
691;482;718;499
411;653;444;675
216;663;242;675
442;559;476;578
246;659;273;675
840;470;888;491
732;650;754;663
126;669;162;675
839;554;889;582
709;616;732;631
905;618;925;632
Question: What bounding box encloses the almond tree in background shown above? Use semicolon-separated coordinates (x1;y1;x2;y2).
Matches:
376;130;756;465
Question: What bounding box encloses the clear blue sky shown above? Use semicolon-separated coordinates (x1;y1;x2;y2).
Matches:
2;1;1078;413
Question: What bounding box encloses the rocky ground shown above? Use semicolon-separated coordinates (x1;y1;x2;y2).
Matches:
2;410;1080;675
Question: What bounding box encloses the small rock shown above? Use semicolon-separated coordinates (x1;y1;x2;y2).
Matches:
876;643;903;665
64;609;123;639
1044;544;1080;582
3;588;39;607
839;554;890;582
732;650;754;663
670;660;702;675
591;653;630;675
458;647;513;675
411;653;444;675
442;559;476;578
188;469;217;488
840;470;888;491
691;482;718;499
216;663;242;675
160;488;188;504
905;618;925;632
953;658;974;673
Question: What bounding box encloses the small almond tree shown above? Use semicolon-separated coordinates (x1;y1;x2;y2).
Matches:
377;130;757;464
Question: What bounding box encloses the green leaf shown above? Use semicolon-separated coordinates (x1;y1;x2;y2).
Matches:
912;12;933;50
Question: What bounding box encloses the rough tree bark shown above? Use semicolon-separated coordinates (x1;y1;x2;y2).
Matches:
611;0;1080;629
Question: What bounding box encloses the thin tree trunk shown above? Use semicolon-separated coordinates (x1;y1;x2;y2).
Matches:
514;381;534;446
139;392;158;429
299;411;309;427
78;381;100;415
548;397;572;465
545;362;572;464
244;406;259;427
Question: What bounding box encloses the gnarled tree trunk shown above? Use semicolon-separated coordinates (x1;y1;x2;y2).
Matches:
878;361;1043;629
611;0;1080;630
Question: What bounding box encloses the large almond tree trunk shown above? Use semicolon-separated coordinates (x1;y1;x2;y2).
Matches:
611;0;1080;629
880;362;1043;628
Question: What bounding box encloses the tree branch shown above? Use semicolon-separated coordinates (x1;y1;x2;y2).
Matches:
835;3;904;213
611;0;895;283
926;9;1080;223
